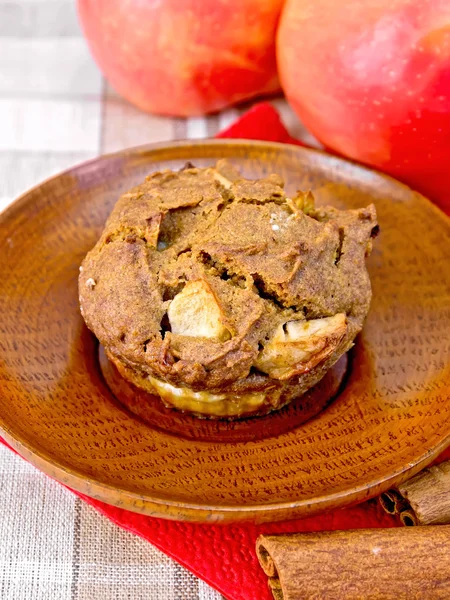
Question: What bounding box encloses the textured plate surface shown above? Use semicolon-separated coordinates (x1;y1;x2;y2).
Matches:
0;139;449;523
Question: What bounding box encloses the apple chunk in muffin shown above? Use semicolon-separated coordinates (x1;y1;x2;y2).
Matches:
255;314;347;380
168;280;231;341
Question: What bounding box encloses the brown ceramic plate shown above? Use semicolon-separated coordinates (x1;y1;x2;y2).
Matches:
1;140;449;524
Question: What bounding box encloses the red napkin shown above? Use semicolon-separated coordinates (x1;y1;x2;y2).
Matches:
216;102;301;145
2;102;450;600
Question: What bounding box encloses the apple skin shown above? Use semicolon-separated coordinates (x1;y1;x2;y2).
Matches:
78;0;284;117
278;0;450;212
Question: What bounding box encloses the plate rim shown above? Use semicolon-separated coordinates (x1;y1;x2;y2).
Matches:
2;424;448;522
2;137;448;228
1;138;450;523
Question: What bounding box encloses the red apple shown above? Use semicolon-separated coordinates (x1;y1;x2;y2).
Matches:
78;0;283;117
278;0;450;212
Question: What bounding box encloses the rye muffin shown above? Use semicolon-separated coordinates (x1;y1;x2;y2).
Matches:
79;161;378;419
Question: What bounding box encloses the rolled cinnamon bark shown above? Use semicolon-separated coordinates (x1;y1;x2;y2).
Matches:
379;461;450;526
378;488;409;516
257;525;450;600
399;509;418;527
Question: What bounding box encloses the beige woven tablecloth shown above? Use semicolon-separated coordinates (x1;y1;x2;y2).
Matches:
0;2;312;598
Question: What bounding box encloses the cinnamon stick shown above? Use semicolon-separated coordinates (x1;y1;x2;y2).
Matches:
379;461;450;526
399;509;418;527
257;525;450;600
378;488;409;516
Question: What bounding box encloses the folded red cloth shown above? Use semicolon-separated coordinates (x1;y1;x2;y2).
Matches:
216;102;301;145
2;102;449;600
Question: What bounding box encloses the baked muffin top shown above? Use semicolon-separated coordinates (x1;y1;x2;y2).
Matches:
79;161;378;392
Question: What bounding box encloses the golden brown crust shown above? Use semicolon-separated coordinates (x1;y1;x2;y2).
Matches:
79;161;377;414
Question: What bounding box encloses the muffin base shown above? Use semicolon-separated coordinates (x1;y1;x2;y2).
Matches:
99;346;348;442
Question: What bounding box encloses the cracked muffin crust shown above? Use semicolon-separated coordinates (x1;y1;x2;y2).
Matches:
79;161;378;419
